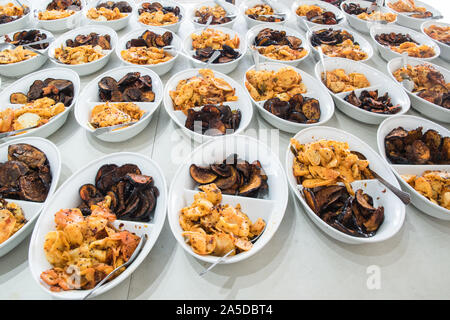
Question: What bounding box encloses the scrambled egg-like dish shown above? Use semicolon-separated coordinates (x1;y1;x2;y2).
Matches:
87;7;126;21
54;45;105;65
390;42;435;58
323;69;370;93
258;45;307;61
0;97;65;133
121;46;172;65
180;184;265;256
291;138;373;194
424;25;450;45
40;203;140;291
320;39;368;61
0;46;37;64
296;4;323;16
38;9;75;20
245;67;307;101
0;200;26;244
402;171;449;210
191;29;240;50
170;69;238;114
89;102;145;128
0;3;26;17
388;0;426;13
357;11;396;22
139;10;178;26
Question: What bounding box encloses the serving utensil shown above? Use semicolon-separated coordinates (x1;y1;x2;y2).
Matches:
0;125;39;141
260;0;286;17
399;52;414;92
317;46;327;84
199;226;266;276
0;37;54;51
83;234;146;300
90;111;149;136
212;0;237;19
249;44;260;71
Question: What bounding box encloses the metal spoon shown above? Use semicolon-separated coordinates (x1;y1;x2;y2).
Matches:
14;0;26;12
400;52;414;92
0;125;39;141
317;46;327;85
249;45;260;71
83;234;146;300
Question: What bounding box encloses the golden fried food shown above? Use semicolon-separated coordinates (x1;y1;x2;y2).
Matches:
191;29;240;50
389;42;435;58
0;97;65;133
89;102;145;128
402;171;450;210
258;45;307;61
320;39;368;61
0;3;26;17
121;47;172;65
0;200;26;244
170;69;238;114
290;138;373;194
138;10;178;26
195;5;227;19
388;0;426;13
393;64;449;93
86;7;126;21
245;67;307;101
38;9;75;20
296;4;323;16
54;45;105;65
323;69;370;93
424;25;450;46
245;4;274;16
180;183;265;256
0;46;37;64
40;204;140;291
357;11;396;22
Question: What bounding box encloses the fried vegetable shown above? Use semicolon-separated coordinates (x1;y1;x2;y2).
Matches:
189;164;217;184
10;93;28;104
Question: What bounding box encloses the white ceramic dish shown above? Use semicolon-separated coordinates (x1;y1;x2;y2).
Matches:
285;126;406;244
0;67;80;140
182;26;246;74
29;152;167;299
0;0;31;35
136;0;185;32
241;0;289;29
369;24;440;62
35;0;83;32
117;26;181;76
84;0;136;31
168;134;288;264
244;62;334;133
246;23;311;66
164;68;253;142
293;0;345;31
307;24;373;62
313;57;409;124
0;137;61;257
421;20;450;62
190;0;239;29
47;25;118;76
75;65;163;142
0;28;53;77
386;57;450;123
377;115;450;220
340;0;397;34
385;0;442;31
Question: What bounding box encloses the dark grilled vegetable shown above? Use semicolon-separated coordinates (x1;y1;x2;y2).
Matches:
185;104;241;136
98;72;155;102
344;90;402;114
264;94;321;124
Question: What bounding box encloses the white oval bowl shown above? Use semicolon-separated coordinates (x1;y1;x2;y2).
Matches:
246;23;311;66
75;65;163;142
369;24;440;62
340;0;397;34
0;137;61;257
241;0;289;29
386;57;450;123
376;115;450;220
293;0;345;31
307;24;373;62
116;26;181;76
84;0;136;31
164;68;253;143
0;0;31;35
29;152;167;299
286;126;406;244
136;0;185;32
35;0;83;32
182;26;247;74
313;57;409;124
420;20;450;62
47;25;118;76
0;28;53;77
385;0;442;31
243;62;334;133
191;0;239;29
168;134;289;264
0;67;80;140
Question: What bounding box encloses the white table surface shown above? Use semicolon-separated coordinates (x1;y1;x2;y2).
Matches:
0;0;449;300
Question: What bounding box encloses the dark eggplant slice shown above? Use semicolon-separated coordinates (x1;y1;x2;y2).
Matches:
0;161;29;188
215;166;238;190
190;164;217;184
8;144;47;169
95;164;118;192
238;171;262;196
210;164;232;177
19;172;48;202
